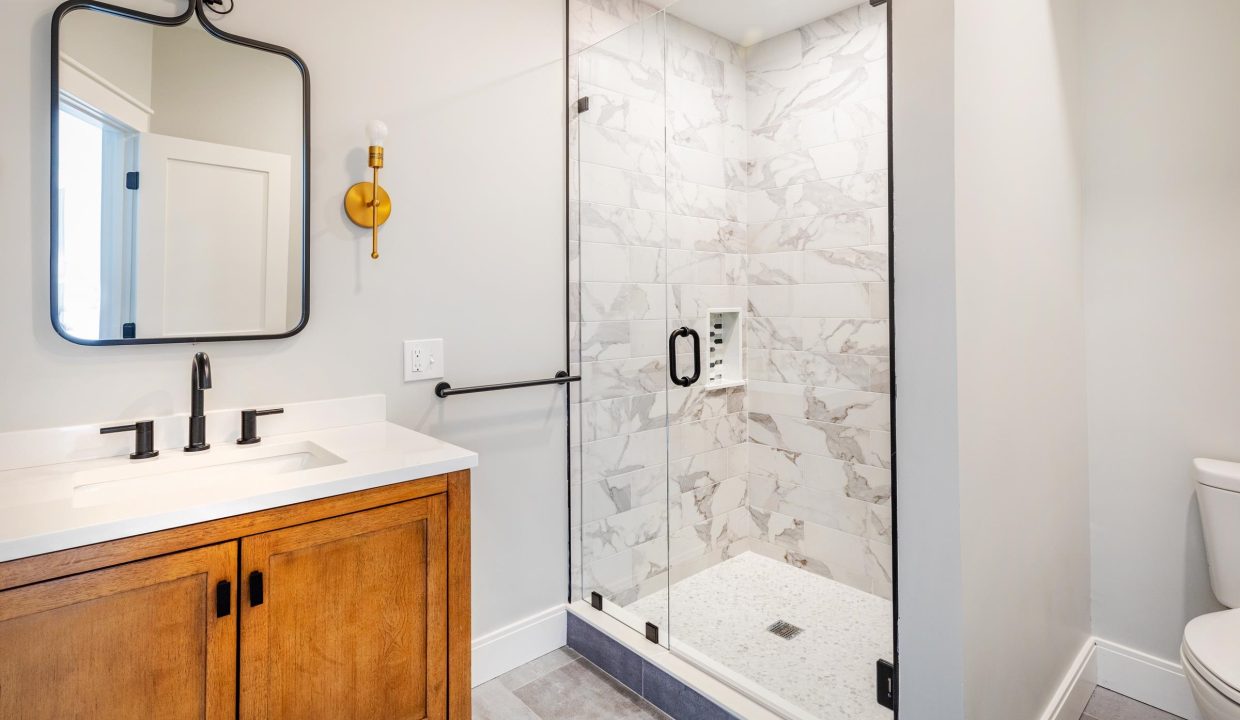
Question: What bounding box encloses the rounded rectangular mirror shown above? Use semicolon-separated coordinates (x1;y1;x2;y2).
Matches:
51;1;309;344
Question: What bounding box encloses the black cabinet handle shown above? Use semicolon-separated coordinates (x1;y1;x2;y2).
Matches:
668;327;702;387
249;570;264;606
216;580;231;618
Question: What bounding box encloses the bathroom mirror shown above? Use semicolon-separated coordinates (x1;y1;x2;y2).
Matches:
51;1;309;345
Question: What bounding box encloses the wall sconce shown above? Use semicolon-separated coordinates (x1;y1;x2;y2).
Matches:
344;120;392;259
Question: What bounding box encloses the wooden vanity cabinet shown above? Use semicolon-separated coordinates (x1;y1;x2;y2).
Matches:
0;470;470;720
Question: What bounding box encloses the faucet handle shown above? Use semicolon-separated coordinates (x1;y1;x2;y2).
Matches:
237;408;284;445
101;420;159;460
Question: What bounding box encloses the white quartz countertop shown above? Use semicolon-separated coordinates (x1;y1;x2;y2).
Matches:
0;418;477;563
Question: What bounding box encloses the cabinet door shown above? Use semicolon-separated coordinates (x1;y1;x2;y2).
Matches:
0;542;237;720
240;495;448;720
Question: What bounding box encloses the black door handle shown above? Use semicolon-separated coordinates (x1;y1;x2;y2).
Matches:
216;580;231;617
668;327;701;387
249;570;264;606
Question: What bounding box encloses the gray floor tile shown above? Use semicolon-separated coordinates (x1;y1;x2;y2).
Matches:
473;679;541;720
1081;687;1185;720
514;658;670;720
498;647;583;691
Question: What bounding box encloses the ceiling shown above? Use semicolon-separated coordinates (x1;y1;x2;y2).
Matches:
665;0;866;47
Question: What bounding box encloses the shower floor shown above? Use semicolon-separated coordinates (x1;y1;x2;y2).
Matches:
625;552;893;720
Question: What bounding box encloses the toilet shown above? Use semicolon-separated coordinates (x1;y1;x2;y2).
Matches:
1185;459;1240;720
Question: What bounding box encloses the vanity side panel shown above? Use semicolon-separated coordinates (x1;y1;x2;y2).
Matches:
448;469;471;718
0;473;449;591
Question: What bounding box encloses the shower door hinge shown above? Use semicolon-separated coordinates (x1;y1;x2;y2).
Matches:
576;96;590;114
590;591;603;611
876;659;895;709
125;171;139;190
645;622;659;644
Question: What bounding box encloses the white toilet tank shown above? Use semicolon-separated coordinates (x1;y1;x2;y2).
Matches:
1195;458;1240;608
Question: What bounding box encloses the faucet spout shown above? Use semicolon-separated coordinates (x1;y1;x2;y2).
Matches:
186;352;212;452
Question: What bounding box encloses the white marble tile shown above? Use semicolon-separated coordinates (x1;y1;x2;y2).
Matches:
580;123;665;176
579;426;666;483
748;171;888;224
580;163;666;213
802;318;889;356
580;356;665;401
749;411;890;468
580;203;667;248
580;282;665;321
581;391;668;442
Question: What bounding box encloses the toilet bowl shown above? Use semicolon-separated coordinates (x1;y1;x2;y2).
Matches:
1187;459;1240;720
1182;609;1240;720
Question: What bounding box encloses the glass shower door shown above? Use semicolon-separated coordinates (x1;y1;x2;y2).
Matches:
570;10;672;644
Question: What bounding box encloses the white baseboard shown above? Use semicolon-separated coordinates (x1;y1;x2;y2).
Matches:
1096;638;1201;720
1040;638;1098;720
471;603;567;687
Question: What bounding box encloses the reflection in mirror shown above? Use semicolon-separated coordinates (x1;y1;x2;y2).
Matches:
54;7;306;343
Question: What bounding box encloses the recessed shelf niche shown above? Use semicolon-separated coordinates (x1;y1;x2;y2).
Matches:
706;308;744;390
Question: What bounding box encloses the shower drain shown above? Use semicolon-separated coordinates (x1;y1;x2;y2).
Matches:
766;620;804;640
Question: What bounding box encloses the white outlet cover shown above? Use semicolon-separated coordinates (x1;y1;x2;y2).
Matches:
403;339;444;382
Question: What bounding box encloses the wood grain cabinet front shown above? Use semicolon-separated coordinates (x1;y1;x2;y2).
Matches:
0;471;471;720
0;542;238;720
240;496;448;720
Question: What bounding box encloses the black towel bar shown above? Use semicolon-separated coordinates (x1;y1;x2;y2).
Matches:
434;371;580;398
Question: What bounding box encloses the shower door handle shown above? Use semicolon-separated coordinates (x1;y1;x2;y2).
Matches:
668;327;701;387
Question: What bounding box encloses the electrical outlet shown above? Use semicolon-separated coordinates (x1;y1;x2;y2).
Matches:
403;339;444;382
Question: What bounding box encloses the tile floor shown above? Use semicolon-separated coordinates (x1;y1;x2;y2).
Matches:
625;552;893;720
477;650;1189;720
473;647;670;720
1079;687;1185;720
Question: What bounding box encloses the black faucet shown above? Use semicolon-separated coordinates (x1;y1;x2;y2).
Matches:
185;352;212;452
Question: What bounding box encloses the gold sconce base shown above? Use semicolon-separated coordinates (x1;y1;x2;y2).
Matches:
344;182;392;228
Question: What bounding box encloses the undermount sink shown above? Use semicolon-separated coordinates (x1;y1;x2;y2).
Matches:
71;441;344;508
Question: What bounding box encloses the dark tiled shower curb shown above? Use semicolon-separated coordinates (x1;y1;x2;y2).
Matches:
567;612;742;720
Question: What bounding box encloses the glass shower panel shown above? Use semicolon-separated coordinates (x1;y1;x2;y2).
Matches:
570;11;671;643
648;3;896;719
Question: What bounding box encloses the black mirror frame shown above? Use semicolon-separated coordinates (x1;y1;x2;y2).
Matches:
50;0;311;346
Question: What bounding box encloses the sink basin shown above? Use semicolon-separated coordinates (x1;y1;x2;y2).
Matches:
72;441;344;508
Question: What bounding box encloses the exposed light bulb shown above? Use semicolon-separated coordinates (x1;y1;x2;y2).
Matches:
366;119;388;148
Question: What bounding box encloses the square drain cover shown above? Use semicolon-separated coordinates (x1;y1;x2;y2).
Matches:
766;619;804;640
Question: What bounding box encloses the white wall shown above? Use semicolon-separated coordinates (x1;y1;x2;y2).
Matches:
895;0;1092;717
955;0;1092;717
891;0;966;714
59;9;154;106
1;0;568;670
1084;0;1240;668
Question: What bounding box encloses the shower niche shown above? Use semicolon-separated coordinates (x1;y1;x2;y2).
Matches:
706;308;743;390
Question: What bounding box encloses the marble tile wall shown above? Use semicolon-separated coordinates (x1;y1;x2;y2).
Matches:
569;11;752;612
569;1;892;611
743;3;891;599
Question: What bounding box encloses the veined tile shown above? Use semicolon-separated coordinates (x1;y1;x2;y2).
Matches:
579;464;667;525
668;144;746;191
580;282;665;321
792;283;874;318
670;448;729;494
676;476;748;529
581;391;668;442
748;251;803;285
748;475;870;537
804;245;888;283
666;249;725;285
666;214;745;253
578;321;631;362
578;82;664;140
748;171;888;223
749;411;890;467
580;356;665;401
580;203;667;248
580;123;665;176
669;412;746;461
580;426;666;483
803;318;889;356
580;163;666;212
749;96;886;160
581;498;669;560
744;317;803;351
667;14;744;67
